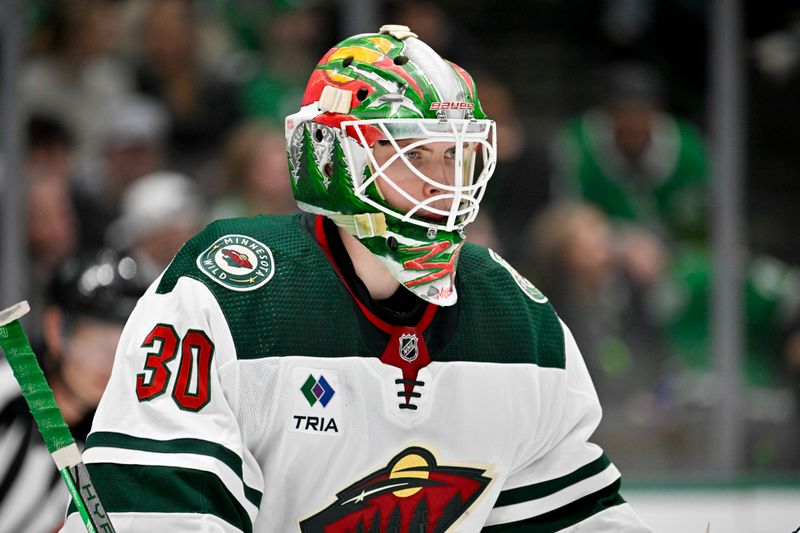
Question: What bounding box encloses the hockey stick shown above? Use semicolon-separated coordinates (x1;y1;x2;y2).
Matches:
0;301;115;533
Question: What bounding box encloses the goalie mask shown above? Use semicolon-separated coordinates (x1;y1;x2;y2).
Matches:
285;25;497;306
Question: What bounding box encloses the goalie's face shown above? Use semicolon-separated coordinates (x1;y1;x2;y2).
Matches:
345;118;496;233
372;139;458;221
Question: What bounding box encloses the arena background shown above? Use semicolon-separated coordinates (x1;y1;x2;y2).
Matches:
1;1;799;531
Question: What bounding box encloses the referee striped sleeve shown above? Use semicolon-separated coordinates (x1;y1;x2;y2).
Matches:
66;431;262;532
483;454;625;531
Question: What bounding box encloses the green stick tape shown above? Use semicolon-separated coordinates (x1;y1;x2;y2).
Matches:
0;320;75;454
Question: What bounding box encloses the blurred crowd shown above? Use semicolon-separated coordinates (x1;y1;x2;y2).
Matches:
2;5;800;527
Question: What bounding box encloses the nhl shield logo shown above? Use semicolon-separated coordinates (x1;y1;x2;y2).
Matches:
398;333;418;362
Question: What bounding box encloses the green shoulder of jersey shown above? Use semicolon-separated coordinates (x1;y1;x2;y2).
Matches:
445;243;566;369
156;215;369;360
157;214;320;295
156;215;565;369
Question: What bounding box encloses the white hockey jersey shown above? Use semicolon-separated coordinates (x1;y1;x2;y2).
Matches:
63;214;650;532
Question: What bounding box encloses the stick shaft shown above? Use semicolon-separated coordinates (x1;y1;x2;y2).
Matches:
0;314;115;532
61;468;97;533
63;462;116;532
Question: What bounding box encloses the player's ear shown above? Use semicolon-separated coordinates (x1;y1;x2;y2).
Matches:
42;305;65;361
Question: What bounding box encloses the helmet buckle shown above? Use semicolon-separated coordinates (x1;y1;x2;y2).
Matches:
436;109;447;123
427;226;438;239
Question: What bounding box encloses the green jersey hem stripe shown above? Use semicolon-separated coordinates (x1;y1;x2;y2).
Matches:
86;431;262;506
494;454;611;508
482;478;625;532
67;463;253;533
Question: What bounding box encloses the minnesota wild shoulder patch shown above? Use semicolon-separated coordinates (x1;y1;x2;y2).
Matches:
196;234;275;291
489;249;548;303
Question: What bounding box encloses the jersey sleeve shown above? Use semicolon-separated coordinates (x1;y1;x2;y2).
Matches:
62;275;262;533
483;320;651;532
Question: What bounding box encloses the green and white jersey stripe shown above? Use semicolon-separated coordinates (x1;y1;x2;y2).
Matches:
82;432;262;510
67;463;255;532
493;453;618;509
486;454;623;529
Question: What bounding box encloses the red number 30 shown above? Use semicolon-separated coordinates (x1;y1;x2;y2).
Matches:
135;324;214;412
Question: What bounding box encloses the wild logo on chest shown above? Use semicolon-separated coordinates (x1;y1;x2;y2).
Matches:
289;369;342;436
299;446;493;533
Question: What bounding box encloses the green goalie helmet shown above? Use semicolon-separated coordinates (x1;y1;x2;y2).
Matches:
285;25;497;306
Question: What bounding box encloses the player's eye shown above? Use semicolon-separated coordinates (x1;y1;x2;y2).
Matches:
403;150;421;162
444;147;457;159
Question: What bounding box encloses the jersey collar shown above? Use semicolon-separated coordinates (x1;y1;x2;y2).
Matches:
313;214;438;334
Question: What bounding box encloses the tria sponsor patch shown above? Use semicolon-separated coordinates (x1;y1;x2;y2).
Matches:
196;234;275;291
289;367;343;436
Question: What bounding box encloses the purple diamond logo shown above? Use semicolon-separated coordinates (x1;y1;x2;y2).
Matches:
312;382;324;399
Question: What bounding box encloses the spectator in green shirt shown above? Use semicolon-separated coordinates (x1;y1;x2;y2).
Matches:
553;63;707;246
